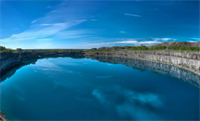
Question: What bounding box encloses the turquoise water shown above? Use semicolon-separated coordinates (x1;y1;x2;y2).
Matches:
0;57;199;120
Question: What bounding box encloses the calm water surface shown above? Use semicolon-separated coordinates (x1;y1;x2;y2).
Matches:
0;57;199;120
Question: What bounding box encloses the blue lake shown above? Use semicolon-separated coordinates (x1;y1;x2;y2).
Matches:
0;57;199;120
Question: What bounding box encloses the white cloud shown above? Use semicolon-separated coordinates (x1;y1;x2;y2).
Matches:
149;38;177;43
0;22;68;42
125;13;141;17
12;28;18;30
0;3;87;43
120;31;126;33
191;38;200;41
31;20;37;24
84;38;164;48
135;0;141;1
90;19;97;21
34;60;64;71
152;38;176;42
53;29;90;39
92;86;163;120
1;21;86;42
116;40;161;44
37;38;52;41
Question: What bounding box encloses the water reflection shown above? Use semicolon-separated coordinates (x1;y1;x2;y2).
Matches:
87;56;200;87
0;55;84;82
0;56;199;120
1;55;200;88
92;85;163;120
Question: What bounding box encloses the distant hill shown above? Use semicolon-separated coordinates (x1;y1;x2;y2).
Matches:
90;41;200;51
1;41;200;53
152;41;200;47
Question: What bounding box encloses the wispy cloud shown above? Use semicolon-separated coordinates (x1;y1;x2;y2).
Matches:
6;20;86;42
12;28;18;31
31;20;37;24
116;40;161;44
151;38;176;42
47;6;51;8
125;13;141;17
188;38;200;42
0;2;87;43
92;85;163;120
135;0;142;1
34;60;64;71
53;29;91;39
83;38;173;48
37;38;53;41
191;38;200;41
90;19;97;21
119;31;126;33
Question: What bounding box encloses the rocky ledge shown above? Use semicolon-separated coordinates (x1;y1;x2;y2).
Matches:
1;50;200;120
0;51;84;75
0;111;8;121
0;51;84;120
86;56;200;87
85;50;200;76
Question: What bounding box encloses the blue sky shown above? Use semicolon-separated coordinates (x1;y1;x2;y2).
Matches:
0;0;199;49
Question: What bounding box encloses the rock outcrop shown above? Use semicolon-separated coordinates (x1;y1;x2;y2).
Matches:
0;111;8;121
155;41;200;47
85;50;200;76
86;56;200;87
1;49;200;120
0;51;84;75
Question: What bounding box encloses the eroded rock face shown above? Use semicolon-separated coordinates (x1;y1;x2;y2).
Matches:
0;51;84;75
85;51;200;76
0;50;200;120
0;111;8;121
155;41;200;47
86;56;200;87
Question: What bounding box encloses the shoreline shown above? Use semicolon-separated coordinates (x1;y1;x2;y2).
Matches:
86;56;200;87
85;51;200;76
87;54;200;77
0;111;8;121
0;50;200;120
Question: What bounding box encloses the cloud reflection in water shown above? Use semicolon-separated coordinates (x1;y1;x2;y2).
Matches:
92;85;163;120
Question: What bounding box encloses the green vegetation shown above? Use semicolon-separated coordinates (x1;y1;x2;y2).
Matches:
1;41;200;54
0;46;6;50
148;46;166;50
21;49;87;54
0;46;87;54
126;45;148;50
87;43;200;52
0;46;16;53
168;46;200;51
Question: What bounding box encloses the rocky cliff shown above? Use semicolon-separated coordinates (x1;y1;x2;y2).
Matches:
1;50;200;78
85;50;200;76
86;56;200;87
0;51;84;75
155;41;200;47
0;111;8;121
0;52;85;120
1;49;200;120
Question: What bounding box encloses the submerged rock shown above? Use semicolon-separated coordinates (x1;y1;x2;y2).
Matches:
0;111;8;121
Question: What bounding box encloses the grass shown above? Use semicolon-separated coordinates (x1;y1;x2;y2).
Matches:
88;45;200;52
0;46;88;54
1;44;200;54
